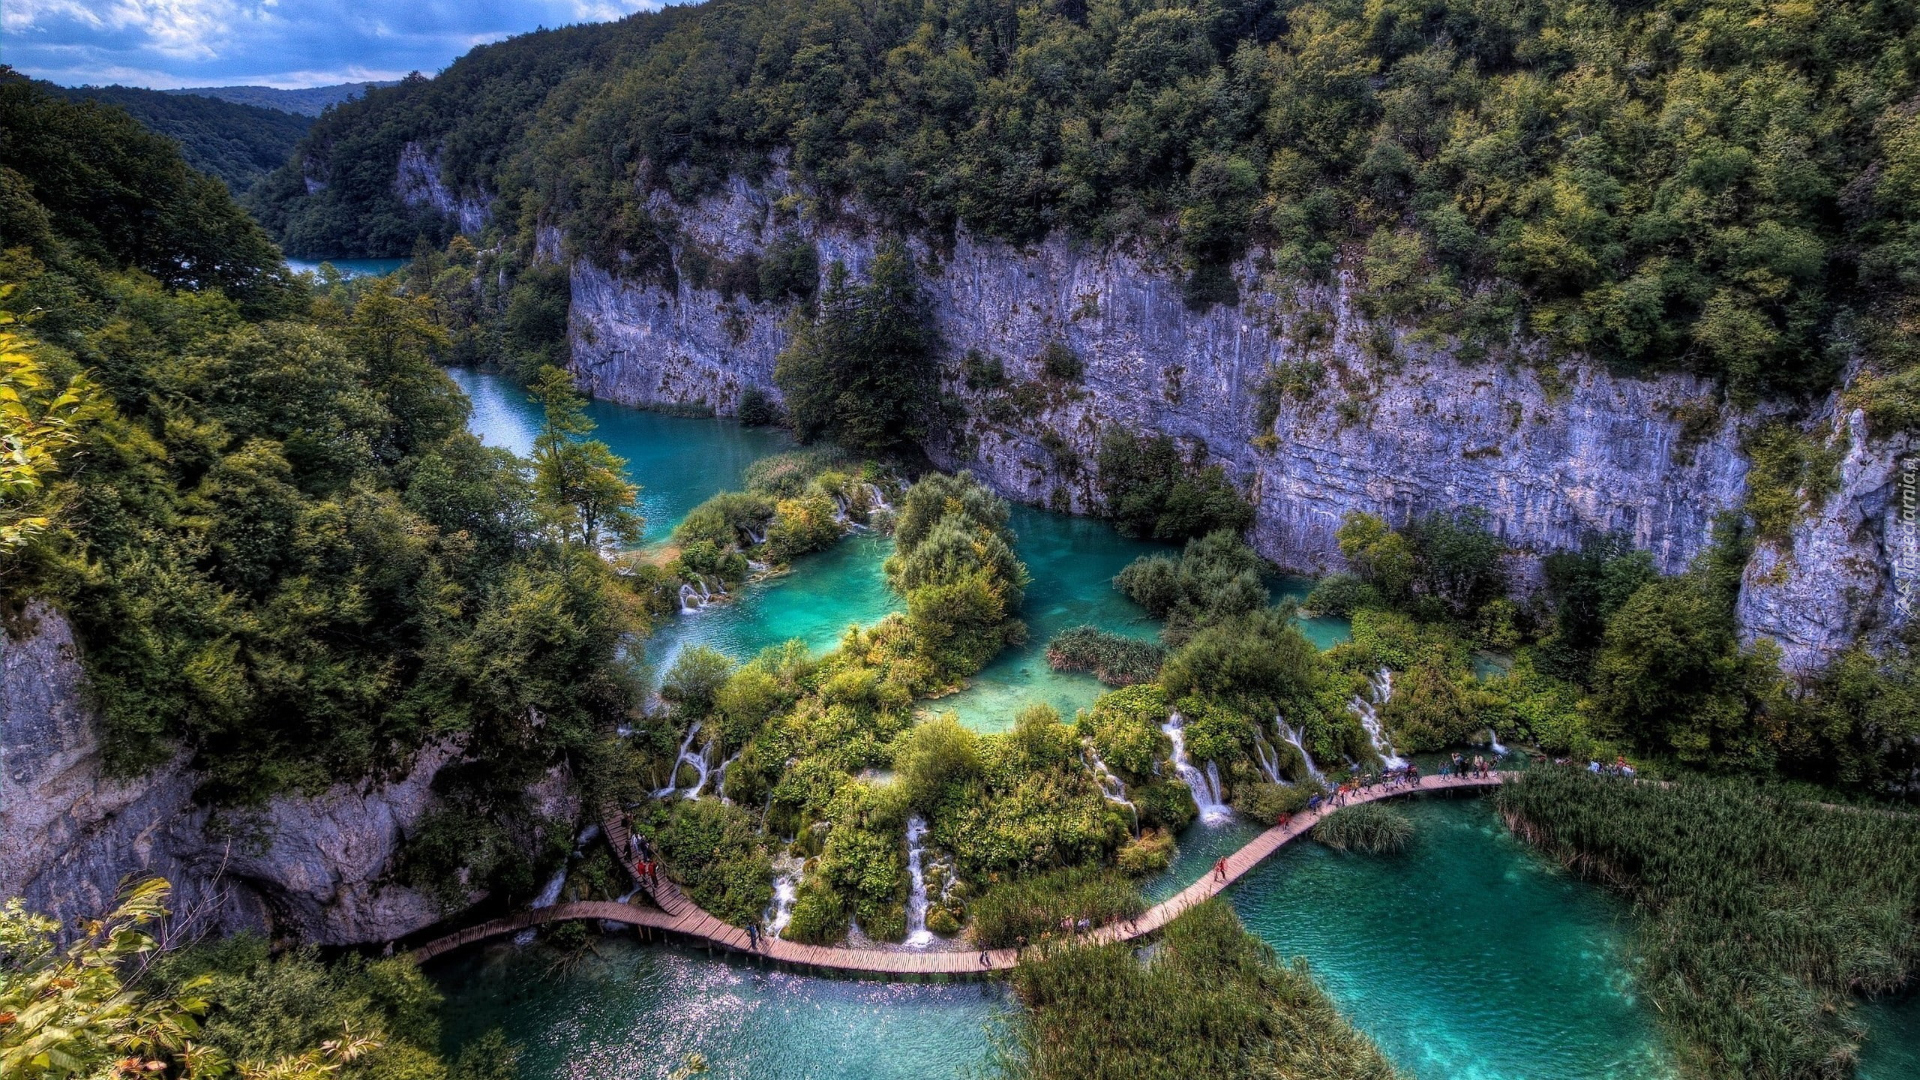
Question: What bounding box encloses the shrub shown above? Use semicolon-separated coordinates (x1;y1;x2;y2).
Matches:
756;231;818;303
659;646;734;719
1095;430;1253;541
736;385;780;426
969;866;1145;948
1115;529;1268;643
773;245;934;455
1038;340;1083;380
1233;781;1310;824
894;713;982;811
1303;572;1379;616
1045;626;1166;686
655;798;774;927
1114;828;1176;876
1312;803;1413;854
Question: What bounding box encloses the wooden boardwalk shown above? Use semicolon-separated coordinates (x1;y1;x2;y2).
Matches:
414;773;1506;975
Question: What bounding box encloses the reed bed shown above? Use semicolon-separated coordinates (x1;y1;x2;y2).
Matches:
971;866;1146;949
999;900;1399;1080
1495;768;1920;1080
1045;626;1167;686
1311;803;1414;854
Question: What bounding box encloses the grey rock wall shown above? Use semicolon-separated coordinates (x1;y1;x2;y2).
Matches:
2;602;453;944
395;142;488;235
564;175;1909;670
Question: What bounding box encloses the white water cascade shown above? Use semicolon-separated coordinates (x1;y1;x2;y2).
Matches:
903;816;936;947
1350;668;1407;769
653;722;711;798
514;865;570;945
677;583;703;613
1161;712;1231;823
764;854;803;938
1275;717;1325;783
1083;742;1139;830
1252;735;1288;785
709;749;743;803
1486;729;1509;757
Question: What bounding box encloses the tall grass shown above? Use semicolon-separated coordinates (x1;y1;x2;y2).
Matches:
970;866;1146;949
1496;769;1920;1080
1311;803;1414;854
1000;900;1399;1080
1045;626;1166;686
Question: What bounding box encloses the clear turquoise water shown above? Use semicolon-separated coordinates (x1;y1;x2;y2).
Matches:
1229;795;1673;1080
1858;992;1920;1080
286;257;409;278
429;941;1008;1080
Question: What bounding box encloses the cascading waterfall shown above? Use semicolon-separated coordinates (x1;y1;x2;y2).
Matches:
744;525;767;546
1161;712;1231;823
1252;735;1288;785
710;749;743;803
677;583;702;613
1350;667;1407;769
863;482;892;513
1276;717;1325;783
1486;729;1509;757
1083;742;1138;830
764;854;803;937
904;816;936;947
652;722;709;798
515;864;570;945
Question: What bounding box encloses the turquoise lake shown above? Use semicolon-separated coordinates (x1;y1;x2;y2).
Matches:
439;367;1914;1079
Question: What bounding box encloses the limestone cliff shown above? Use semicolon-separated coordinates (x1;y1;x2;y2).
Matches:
565;173;1912;670
395;142;488;236
1;602;460;944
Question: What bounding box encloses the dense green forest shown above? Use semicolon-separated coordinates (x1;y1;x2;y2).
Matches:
257;0;1920;408
51;80;313;193
0;74;647;907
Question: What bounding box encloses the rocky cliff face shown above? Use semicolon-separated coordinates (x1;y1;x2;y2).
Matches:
1;602;457;944
396;142;488;235
566;173;1911;669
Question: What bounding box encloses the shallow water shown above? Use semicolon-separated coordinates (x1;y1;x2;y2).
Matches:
1858;991;1920;1080
430;941;1008;1080
286;257;408;278
1230;795;1673;1080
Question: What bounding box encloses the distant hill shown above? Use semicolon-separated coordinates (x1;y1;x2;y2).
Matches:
164;81;397;117
52;82;311;194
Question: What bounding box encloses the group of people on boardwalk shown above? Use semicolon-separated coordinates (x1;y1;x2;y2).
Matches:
624;818;661;890
1440;752;1496;780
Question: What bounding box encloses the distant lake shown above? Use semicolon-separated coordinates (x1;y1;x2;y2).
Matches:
286;257;407;278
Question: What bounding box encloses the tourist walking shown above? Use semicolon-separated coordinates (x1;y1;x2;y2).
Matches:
1214;857;1228;883
747;921;759;951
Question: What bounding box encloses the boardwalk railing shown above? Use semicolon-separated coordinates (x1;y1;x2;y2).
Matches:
412;773;1506;975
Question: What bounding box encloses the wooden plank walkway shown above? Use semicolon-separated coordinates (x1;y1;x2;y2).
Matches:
413;774;1506;975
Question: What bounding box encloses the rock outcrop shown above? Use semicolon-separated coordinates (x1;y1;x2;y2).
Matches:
395;142;489;235
564;174;1911;667
2;602;452;944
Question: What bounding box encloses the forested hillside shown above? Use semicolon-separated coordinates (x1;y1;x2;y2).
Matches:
166;80;396;116
52;79;313;193
257;0;1919;408
0;67;642;901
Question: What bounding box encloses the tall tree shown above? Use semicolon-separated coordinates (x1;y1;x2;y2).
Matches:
526;366;643;550
774;242;935;456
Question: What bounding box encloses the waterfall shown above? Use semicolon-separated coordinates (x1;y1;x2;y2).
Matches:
1487;729;1509;757
677;583;702;613
652;722;708;798
746;558;770;574
1161;712;1231;823
830;493;850;525
1083;742;1139;830
1252;734;1288;785
1350;667;1407;769
1276;717;1325;783
693;576;712;603
744;525;766;546
903;816;935;947
765;854;803;938
863;482;892;512
710;749;743;803
515;865;569;945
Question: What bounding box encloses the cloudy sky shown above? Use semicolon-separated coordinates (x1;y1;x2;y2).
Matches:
4;1;678;89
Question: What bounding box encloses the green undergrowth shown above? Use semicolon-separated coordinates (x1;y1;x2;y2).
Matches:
1496;769;1920;1080
1000;900;1399;1080
1044;625;1165;686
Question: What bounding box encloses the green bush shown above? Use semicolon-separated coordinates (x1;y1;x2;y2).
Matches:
774;244;934;456
1038;340;1083;380
655;798;774;927
1116;530;1268;644
1095;430;1252;542
1233;781;1310;825
736;384;780;426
